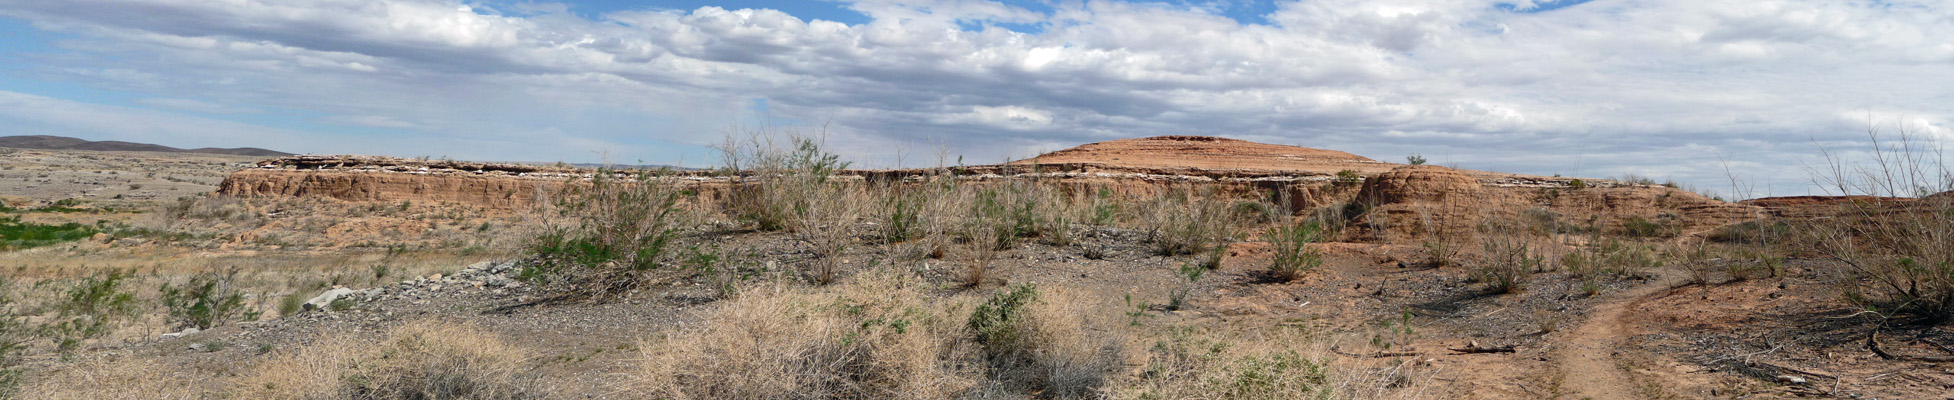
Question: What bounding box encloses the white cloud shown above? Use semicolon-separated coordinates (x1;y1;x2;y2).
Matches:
137;97;258;114
0;0;1950;195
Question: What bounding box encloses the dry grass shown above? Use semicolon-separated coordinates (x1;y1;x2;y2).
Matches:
633;272;981;399
231;321;539;400
19;357;207;399
634;272;1131;399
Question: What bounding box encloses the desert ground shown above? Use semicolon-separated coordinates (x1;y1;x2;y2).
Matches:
2;136;1952;399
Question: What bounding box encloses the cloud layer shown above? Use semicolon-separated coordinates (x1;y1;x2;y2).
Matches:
1;0;1950;195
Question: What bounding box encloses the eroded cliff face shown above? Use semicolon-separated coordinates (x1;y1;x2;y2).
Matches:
217;142;1767;244
219;168;562;210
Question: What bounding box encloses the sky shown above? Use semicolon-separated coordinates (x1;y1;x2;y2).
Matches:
1;0;1950;197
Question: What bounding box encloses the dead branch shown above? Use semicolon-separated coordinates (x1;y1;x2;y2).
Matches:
1866;330;1954;363
1447;342;1516;354
1329;345;1421;358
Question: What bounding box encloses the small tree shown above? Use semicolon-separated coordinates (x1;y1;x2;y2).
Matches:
1406;154;1427;165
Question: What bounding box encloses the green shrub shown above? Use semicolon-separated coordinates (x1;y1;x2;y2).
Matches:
1406;154;1427;165
527;168;691;292
1267;221;1324;282
1168;263;1205;311
1619;215;1677;238
160;270;252;330
1334;169;1363;187
1090;187;1119;226
45;270;139;353
970;284;1040;356
880;186;923;244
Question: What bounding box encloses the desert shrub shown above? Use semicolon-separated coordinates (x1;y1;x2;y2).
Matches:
1618;214;1679;238
1477;228;1544;294
879;184;924;244
1562;238;1659;279
1522;207;1581;235
718;133;852;232
1706;219;1790;245
1567;178;1587;189
635;274;980;399
969;284;1125;398
44;270;139;353
1334;169;1363;187
793;181;860;285
1089;187;1120;227
1803;120;1954;321
0;216;97;251
1141;189;1234;257
526;168;691;293
1267;221;1324;282
1305;201;1365;239
1167;263;1205;311
159;269;253;330
1406;154;1427;165
231;321;538;400
971;284;1041;354
1118;326;1333;400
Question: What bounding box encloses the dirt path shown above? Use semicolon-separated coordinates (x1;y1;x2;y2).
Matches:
1554;269;1685;400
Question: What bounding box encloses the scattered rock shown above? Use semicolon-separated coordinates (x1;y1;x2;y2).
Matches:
1777;375;1807;384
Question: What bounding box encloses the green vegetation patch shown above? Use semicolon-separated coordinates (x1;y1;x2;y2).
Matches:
0;216;97;251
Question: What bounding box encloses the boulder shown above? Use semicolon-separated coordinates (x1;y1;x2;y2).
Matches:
159;327;200;340
302;287;358;312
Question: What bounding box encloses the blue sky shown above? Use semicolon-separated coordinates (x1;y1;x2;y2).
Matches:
0;0;1950;197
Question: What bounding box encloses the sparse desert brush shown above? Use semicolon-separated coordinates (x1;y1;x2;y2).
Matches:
1475;221;1547;294
793;181;862;284
1804;120;1954;321
635;275;1126;399
634;273;981;399
716;128;852;232
1267;220;1325;282
969;284;1128;399
159;268;254;330
1115;326;1335;400
526;168;693;294
18;357;206;399
1140;187;1236;257
231;321;538;400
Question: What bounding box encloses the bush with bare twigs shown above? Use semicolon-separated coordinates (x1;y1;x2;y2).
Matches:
1805;119;1954;321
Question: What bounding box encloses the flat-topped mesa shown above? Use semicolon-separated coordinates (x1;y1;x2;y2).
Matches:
1008;135;1391;175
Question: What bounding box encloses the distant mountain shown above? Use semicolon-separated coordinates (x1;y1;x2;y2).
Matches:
0;135;291;157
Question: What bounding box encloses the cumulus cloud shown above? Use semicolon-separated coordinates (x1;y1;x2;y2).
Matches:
0;0;1950;195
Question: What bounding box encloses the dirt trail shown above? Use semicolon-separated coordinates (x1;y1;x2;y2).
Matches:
1555;269;1685;400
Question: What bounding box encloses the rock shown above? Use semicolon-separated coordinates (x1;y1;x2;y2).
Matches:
187;342;207;352
428;273;443;281
302;288;358;311
483;276;514;287
1777;375;1807;384
160;327;201;340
